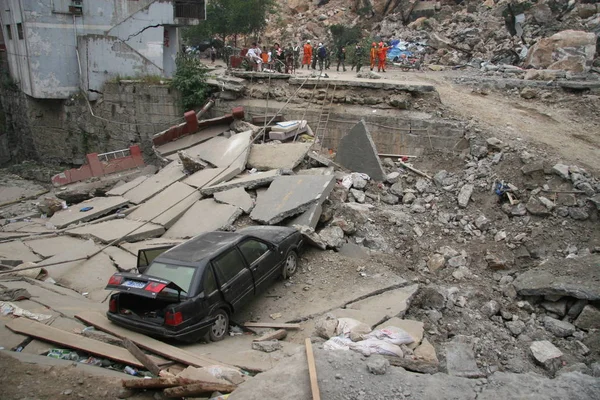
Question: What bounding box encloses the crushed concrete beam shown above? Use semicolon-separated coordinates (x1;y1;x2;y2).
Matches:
201;169;281;196
67;219;165;243
122;162;186;205
334;120;386;181
248;142;311;171
127;182;200;228
164;199;243;239
213;187;254;214
250;175;335;225
48;196;130;229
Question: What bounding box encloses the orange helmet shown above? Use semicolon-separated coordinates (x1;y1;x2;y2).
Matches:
372;42;376;47
379;42;384;47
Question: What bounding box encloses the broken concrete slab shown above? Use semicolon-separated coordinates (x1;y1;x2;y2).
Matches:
345;284;419;324
106;175;149;197
101;246;137;272
23;236;91;259
127;182;200;228
287;203;322;230
334;120;386;181
445;337;485;378
184;131;252;185
122;161;186;205
183;167;227;189
0;240;42;265
164;199;242;239
297;167;335;176
214;187;254;214
67;219;165;243
118;238;184;256
328;308;386;328
156;124;229;157
48;196;129;229
250;175;335;225
247;143;311;171
512;255;600;300
200;169;281;196
530;340;563;372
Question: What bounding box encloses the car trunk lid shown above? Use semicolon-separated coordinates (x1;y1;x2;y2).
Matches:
106;272;187;300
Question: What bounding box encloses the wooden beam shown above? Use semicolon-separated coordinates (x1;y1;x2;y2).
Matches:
6;318;146;368
163;381;237;398
253;329;287;342
305;338;321;400
244;322;300;330
123;338;161;377
76;311;235;369
122;377;197;390
398;161;433;180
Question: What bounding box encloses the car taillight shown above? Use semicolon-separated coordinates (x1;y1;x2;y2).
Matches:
145;282;167;293
109;298;118;313
108;275;123;286
165;310;184;326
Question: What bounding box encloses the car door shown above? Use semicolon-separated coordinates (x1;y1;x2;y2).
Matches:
211;247;255;310
237;238;280;293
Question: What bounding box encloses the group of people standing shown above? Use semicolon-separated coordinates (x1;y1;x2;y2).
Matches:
245;40;391;74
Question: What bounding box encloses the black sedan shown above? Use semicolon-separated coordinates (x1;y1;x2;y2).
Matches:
105;226;302;342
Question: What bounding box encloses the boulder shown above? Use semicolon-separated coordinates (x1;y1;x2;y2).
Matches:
574;305;600;331
530;340;563;373
524;30;596;73
543;316;576;338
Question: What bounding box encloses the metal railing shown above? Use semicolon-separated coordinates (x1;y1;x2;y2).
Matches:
174;0;206;20
98;148;131;162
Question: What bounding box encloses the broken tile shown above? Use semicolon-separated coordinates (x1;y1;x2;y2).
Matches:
48;196;129;229
334;120;386;181
214;187;254;214
164;199;242;239
247;142;311;171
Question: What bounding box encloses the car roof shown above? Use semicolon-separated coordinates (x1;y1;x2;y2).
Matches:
155;231;244;266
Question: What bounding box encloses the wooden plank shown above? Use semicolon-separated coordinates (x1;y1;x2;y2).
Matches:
305;338;321;400
76;311;234;369
163;381;237;398
6;317;146;368
253;329;287;342
243;322;301;330
123;338;162;376
122;377;197;390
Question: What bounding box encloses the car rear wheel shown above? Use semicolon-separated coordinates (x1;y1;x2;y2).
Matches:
282;250;298;279
209;309;229;342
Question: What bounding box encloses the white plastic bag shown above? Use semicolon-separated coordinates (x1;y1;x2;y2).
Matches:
323;336;353;351
350;338;404;357
362;327;414;346
335;318;372;342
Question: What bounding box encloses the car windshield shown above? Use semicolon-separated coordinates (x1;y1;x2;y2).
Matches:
145;262;195;295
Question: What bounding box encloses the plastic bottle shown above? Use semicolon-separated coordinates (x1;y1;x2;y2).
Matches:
124;366;138;376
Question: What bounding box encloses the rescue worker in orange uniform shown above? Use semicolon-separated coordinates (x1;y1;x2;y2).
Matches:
302;40;313;69
377;41;390;72
369;42;377;71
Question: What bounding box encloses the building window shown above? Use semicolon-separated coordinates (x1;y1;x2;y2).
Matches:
174;0;206;20
5;25;12;40
17;23;24;40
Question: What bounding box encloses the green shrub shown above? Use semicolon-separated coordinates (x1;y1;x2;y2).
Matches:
171;54;210;111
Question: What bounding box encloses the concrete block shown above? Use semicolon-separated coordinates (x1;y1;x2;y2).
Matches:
122;162;186;205
201;169;281;195
214;187;254;214
250;175;335;225
127;182;200;228
334;120;386;181
106;175;149;196
48;196;129;229
23;236;91;258
66;219;165;243
164;199;243;239
184;168;228;189
0;240;42;265
287;203;322;230
119;238;184;256
248;143;311;171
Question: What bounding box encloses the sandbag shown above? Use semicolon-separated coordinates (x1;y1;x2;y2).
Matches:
350;338;404;357
335;318;372;342
323;336;353;351
362;327;414;346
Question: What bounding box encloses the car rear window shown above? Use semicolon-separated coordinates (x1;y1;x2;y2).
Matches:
145;262;195;294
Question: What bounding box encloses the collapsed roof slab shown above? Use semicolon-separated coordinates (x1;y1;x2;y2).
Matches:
164;199;242;239
213;187;254;214
48;196;130;229
23;236;91;259
0;240;42;265
250;175;335;225
334;119;386;182
118;238;185;256
67;219;165;244
127;182;200;228
247;142;311;171
122;161;186;205
155;123;230;157
200;169;281;196
106;175;149;197
183;168;227;189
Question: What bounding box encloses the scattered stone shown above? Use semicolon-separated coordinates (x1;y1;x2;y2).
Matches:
318;226;345;249
447;255;467;268
506;320;526;336
574;305;600;331
381;193;399;205
538;196;555;210
481;300;501;318
251;340;282;353
349;188;366;203
540;299;568;317
366;356;389;375
381;158;395;168
486;137;504;150
469;140;488;159
427;253;445;272
445;337;485;378
576;182;595;197
509;203;527;217
494;231;507;242
543;316;575;338
530;340;563;373
567;299;588;319
552;164;570;180
415;179;429;193
334;120;386;181
474;215;490;230
520;87;538;99
521;161;544;176
559;363;591;376
569;207;589;221
402;192;416;204
389;182;403;196
433;170;448;186
526;197;551;217
351;174;368;190
457;184;474;208
485;252;508;270
386;172;400;184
